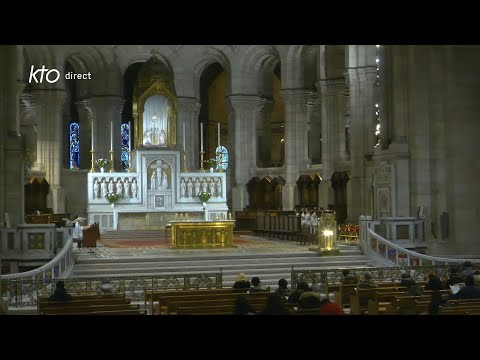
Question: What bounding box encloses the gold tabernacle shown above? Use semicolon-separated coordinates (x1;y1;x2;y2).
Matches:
170;220;236;248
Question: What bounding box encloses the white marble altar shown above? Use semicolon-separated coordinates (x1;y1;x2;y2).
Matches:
87;149;228;232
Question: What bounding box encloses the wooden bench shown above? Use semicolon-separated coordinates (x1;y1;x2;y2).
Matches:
166;294;270;315
145;288;246;314
177;302;266;315
38;293;127;313
42;304;142;315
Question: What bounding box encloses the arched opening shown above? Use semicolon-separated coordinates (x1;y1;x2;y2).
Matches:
198;63;229;163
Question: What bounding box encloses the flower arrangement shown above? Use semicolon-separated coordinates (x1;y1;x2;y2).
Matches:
197;191;211;203
204;158;216;169
96;158;110;168
105;192;123;204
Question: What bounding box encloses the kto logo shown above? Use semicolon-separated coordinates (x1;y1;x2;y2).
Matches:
29;65;60;84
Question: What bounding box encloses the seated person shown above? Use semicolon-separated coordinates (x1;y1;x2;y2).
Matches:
451;275;480;300
274;278;290;298
288;281;311;304
445;267;464;289
298;291;321;309
233;295;256;315
400;273;412;286
319;298;344;315
261;293;289;315
233;273;251;290
49;280;72;301
405;279;423;296
424;272;444;291
358;272;377;288
340;269;358;284
249;277;268;293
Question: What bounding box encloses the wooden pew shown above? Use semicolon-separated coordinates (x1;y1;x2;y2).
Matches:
177;302;266;315
42;304;141;315
38;293;127;314
166;294;270;315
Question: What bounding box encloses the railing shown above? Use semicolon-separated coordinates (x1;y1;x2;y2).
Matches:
359;216;480;267
1;236;75;283
291;265;453;294
2;272;223;308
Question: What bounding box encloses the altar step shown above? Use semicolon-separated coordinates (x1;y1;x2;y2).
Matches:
72;252;372;289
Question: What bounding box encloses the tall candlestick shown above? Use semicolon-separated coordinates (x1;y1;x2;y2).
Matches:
183;121;186;151
128;121;131;152
91;118;94;152
110;120;113;152
200;122;204;151
217;123;220;150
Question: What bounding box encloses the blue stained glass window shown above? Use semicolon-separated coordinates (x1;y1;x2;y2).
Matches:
121;123;130;170
69;122;80;169
215;145;228;170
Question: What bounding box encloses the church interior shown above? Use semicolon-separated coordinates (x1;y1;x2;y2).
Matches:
1;45;480;315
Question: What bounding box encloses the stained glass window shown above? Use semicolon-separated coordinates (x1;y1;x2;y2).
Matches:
69;122;80;169
215;145;228;170
121;123;130;170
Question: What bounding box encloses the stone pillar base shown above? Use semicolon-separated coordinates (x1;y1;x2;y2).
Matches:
232;186;247;211
282;184;296;211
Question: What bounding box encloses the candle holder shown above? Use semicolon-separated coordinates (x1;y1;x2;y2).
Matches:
109;150;115;173
200;150;205;172
182;150;188;173
90;150;96;173
216;151;223;173
128;150;134;173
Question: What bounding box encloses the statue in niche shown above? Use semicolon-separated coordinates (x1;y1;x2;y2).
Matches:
93;179;100;199
201;178;208;193
101;179;107;198
161;171;168;190
116;178;124;197
124;178;131;198
132;178;138;198
208;177;215;196
108;179;115;194
150;171;157;190
215;178;222;198
187;178;193;198
194;178;200;197
180;178;186;198
159;129;166;146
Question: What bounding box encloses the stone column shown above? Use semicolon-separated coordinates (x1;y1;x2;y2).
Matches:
348;67;377;221
307;94;321;165
316;79;344;210
1;46;25;225
280;89;310;210
75;100;94;170
177;97;201;171
31;90;67;213
87;96;125;171
256;99;274;166
228;95;265;211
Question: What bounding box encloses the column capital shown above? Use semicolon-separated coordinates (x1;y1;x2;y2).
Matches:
315;79;345;96
177;97;201;113
280;89;310;104
228;95;267;112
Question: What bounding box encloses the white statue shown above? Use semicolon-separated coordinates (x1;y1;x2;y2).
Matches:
187;178;193;198
159;129;166;146
150;171;157;190
124;178;131;198
215;178;222;198
116;179;124;197
93;179;100;199
101;179;107;198
161;172;168;190
132;178;138;198
180;178;186;198
108;179;115;194
194;178;201;197
143;129;152;145
156;166;163;186
201;178;207;193
208;177;215;195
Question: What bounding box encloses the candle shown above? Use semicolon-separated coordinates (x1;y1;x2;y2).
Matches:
91;118;94;152
217;123;220;150
183;121;186;151
128;121;131;152
110;120;113;152
200;122;203;151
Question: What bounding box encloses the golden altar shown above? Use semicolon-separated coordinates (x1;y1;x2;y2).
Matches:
170;220;236;248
